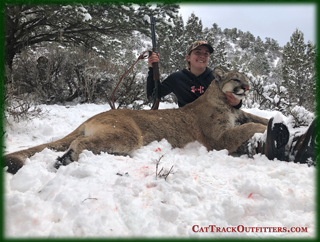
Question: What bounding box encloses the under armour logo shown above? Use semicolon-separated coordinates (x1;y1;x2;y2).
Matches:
191;86;204;94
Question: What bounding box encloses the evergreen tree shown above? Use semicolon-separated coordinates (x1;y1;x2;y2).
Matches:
252;36;265;53
211;23;222;36
238;30;244;38
157;16;188;74
270;39;280;51
239;37;250;50
238;31;255;50
244;31;255;42
269;58;285;86
223;28;238;42
265;37;280;52
229;28;238;42
222;28;231;40
304;40;317;110
230;54;241;71
248;53;270;76
203;26;215;48
158;15;186;74
203;26;215;67
264;37;272;50
210;41;231;69
238;53;251;72
184;13;204;46
170;15;188;71
282;29;315;111
157;20;173;74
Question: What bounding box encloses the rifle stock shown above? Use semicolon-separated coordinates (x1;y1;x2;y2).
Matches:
151;62;160;110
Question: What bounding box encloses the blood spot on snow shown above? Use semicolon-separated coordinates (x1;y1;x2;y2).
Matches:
248;193;253;198
155;148;162;152
146;183;157;188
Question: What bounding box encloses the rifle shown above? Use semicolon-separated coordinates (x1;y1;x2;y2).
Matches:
150;15;160;110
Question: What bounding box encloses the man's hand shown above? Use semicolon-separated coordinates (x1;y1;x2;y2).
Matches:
148;52;160;67
225;91;241;106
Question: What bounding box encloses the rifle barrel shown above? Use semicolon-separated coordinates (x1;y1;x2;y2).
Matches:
150;16;157;51
150;15;160;110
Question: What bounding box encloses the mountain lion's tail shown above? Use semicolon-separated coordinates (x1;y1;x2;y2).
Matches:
4;128;83;174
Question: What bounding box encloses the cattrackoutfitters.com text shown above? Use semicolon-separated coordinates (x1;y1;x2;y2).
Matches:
192;225;308;233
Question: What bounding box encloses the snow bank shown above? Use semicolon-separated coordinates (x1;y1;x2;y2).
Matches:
4;103;315;238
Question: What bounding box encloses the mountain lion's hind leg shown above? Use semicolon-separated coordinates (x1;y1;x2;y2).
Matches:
54;130;143;169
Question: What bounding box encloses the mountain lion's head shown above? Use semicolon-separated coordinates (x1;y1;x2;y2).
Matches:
213;66;250;100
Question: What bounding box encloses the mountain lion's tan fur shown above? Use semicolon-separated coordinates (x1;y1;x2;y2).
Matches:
4;67;269;174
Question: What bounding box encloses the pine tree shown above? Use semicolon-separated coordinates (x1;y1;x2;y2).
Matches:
211;23;222;36
304;40;317;111
244;31;255;42
248;53;270;76
238;31;255;50
230;28;238;42
157;15;187;74
203;26;215;48
169;15;188;71
252;36;265;53
210;41;231;69
230;54;241;71
265;37;280;52
282;29;315;111
184;13;204;46
157;20;173;74
239;37;250;50
203;26;216;67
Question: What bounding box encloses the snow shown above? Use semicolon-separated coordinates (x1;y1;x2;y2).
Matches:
274;57;280;67
144;15;151;24
121;5;131;11
229;42;237;51
163;19;174;28
76;6;92;22
4;103;315;238
82;13;92;22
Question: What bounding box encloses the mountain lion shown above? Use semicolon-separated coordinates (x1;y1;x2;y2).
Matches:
4;67;269;174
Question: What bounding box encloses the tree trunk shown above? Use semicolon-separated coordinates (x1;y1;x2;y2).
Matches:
5;44;16;72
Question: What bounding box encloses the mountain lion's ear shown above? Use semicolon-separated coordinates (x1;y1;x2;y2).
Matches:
213;66;226;81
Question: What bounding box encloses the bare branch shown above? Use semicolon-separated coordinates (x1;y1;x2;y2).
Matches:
155;154;164;180
164;166;174;181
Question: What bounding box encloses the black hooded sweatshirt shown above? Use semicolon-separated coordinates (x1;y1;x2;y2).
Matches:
147;67;242;108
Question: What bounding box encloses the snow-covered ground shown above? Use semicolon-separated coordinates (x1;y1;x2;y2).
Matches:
4;103;315;238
